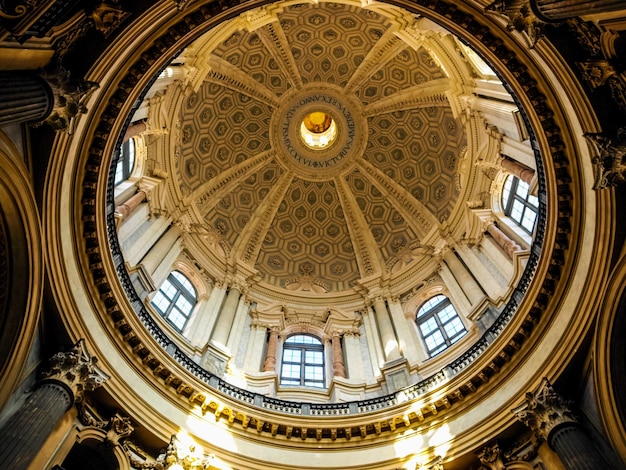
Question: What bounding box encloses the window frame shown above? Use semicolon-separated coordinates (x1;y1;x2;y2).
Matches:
114;138;136;186
150;270;197;332
416;295;467;357
279;334;325;388
501;175;538;235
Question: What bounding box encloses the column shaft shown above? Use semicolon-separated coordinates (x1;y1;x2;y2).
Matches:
501;157;535;185
139;224;181;276
0;382;72;468
487;223;520;259
263;329;279;372
549;424;610;469
0;72;53;125
211;286;241;346
115;190;146;222
373;298;401;361
443;250;484;306
331;334;346;378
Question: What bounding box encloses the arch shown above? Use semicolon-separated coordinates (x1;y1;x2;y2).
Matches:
0;131;43;411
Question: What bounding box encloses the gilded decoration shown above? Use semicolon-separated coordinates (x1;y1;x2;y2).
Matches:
86;0;565;444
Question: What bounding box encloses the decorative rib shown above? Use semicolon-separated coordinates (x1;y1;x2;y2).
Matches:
192;151;276;215
357;159;439;237
334;176;383;277
234;170;294;265
363;78;451;117
256;21;303;89
344;30;406;95
206;55;280;108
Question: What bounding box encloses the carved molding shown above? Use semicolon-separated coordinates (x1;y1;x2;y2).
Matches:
512;378;577;442
39;339;108;405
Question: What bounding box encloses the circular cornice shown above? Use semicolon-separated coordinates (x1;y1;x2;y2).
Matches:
40;0;610;466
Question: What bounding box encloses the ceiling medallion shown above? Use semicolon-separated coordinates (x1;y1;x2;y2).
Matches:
271;84;367;181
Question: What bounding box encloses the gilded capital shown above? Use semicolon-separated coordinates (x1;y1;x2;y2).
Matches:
512;378;577;442
39;339;109;404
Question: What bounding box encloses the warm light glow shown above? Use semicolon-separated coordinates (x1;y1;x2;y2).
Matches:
300;111;337;149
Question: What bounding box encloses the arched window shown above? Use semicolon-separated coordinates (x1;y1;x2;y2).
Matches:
114;139;136;186
416;295;467;357
501;175;538;234
280;334;325;388
151;271;197;332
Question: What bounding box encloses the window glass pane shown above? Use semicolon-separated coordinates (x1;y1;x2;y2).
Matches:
283;349;301;363
305;381;324;388
417;294;446;317
176;297;193;315
305;350;323;364
151;291;171;313
528;194;538;208
425;331;445;351
502;177;512;206
437;304;457;323
171;271;196;298
443;317;465;337
511;200;524;222
282;364;300;379
286;335;321;345
160;279;177;299
167;310;186;331
521;209;537;232
419;317;438;336
304;366;323;380
516;180;529;198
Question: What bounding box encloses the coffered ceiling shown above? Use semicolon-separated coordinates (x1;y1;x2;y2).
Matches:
161;1;480;295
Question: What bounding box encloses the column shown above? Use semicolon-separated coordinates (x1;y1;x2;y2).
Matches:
245;322;270;372
456;244;505;300
185;281;225;347
501;157;535;185
0;72;53;125
513;378;610;469
0;340;107;468
443;250;484;306
123;120;147;142
114;190;146;225
263;328;279;372
342;332;364;383
372;296;401;362
361;308;384;376
487;222;521;259
211;284;241;347
530;0;626;21
139;224;181;284
388;299;423;364
331;333;346;378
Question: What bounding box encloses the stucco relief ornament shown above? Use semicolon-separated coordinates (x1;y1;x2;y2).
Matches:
512;378;577;442
39;339;109;404
158;435;213;470
484;0;544;48
585;129;626;189
477;443;506;470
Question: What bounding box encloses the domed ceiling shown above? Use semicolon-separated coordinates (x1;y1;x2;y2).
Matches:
164;2;474;296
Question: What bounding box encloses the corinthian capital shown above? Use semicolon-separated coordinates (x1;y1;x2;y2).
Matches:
40;339;109;404
512;378;577;442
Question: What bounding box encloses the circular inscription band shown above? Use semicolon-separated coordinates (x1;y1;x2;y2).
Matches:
271;84;367;181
